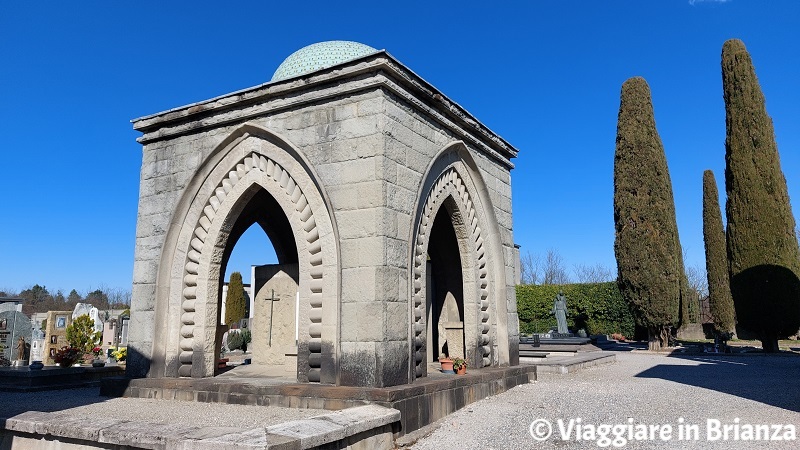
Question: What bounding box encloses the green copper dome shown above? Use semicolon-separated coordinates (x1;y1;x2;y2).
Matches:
271;41;377;82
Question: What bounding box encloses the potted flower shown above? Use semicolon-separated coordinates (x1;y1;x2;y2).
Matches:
439;353;454;373
91;346;105;367
53;346;81;368
452;357;467;375
111;347;127;363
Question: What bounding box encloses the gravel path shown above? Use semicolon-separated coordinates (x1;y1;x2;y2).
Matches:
411;351;800;449
0;388;326;428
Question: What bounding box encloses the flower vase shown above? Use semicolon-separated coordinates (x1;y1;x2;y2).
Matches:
439;357;454;373
92;359;105;368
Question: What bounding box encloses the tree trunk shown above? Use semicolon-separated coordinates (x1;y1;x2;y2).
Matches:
761;334;780;353
648;326;670;351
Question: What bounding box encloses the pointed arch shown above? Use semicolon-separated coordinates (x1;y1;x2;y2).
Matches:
409;141;509;379
153;123;339;381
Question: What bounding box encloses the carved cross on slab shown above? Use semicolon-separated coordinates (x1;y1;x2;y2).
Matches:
267;289;279;346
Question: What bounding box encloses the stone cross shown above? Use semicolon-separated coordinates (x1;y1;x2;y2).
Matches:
267;289;279;346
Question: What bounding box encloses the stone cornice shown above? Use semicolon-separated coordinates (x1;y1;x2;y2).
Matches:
132;51;518;168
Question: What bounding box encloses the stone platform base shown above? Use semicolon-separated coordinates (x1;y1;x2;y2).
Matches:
0;365;126;392
101;364;538;436
519;339;602;358
1;404;399;450
522;352;616;374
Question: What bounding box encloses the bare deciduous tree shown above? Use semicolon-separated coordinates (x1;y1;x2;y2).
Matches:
519;250;542;285
685;265;709;298
573;263;614;283
543;249;570;285
106;287;132;307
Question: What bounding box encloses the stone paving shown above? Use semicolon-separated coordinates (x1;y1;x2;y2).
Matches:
407;350;800;449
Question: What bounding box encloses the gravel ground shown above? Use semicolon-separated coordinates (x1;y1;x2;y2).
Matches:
411;351;800;449
0;388;327;428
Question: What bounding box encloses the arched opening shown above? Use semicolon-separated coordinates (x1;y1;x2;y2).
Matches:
412;162;499;379
426;201;466;363
224;224;279;283
213;187;300;375
163;130;339;381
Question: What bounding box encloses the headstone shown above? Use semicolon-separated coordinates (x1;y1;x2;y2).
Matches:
438;292;464;359
30;338;44;362
252;264;299;370
0;310;32;362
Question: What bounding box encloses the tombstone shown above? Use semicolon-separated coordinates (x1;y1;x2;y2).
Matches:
0;310;32;363
30;338;44;362
438;292;464;359
72;303;103;333
252;264;299;371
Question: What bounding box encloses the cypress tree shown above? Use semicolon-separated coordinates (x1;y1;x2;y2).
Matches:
613;77;685;351
723;39;800;352
225;272;246;327
702;170;736;334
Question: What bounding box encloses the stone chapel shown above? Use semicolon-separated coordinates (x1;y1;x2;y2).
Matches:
129;41;520;387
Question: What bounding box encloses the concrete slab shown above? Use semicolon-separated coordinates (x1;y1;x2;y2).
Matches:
0;405;398;450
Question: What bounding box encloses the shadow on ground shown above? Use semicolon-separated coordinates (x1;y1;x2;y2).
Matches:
634;352;800;412
593;340;648;352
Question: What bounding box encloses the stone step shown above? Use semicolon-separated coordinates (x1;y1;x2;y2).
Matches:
0;365;125;392
521;352;616;375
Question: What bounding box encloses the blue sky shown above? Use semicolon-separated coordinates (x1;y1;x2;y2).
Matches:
1;1;798;294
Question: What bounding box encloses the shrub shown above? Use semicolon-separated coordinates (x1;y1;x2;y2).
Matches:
227;331;243;350
516;282;635;338
241;328;251;352
66;315;102;354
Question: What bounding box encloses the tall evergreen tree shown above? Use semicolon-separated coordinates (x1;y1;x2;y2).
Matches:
225;272;246;327
702;170;736;334
613;77;686;351
722;39;800;352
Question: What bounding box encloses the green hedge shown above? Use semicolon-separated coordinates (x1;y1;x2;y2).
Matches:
516;282;636;338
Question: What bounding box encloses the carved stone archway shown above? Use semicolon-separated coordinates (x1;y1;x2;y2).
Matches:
411;165;493;378
161;125;338;382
